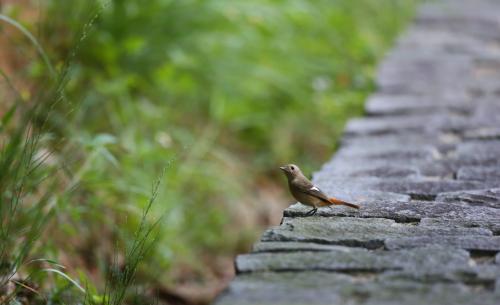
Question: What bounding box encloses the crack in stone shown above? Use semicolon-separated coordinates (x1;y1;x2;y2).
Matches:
237;266;401;275
469;250;499;264
284;212;423;225
409;193;437;201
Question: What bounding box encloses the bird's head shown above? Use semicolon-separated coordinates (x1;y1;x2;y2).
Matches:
279;164;302;180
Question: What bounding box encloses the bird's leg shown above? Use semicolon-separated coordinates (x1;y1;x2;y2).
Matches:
305;208;314;216
306;208;317;216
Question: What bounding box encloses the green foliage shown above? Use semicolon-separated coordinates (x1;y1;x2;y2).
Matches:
1;0;417;303
0;61;79;305
41;0;416;252
1;5;162;303
101;170;163;305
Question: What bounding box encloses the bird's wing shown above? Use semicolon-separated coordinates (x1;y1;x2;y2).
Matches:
295;181;330;202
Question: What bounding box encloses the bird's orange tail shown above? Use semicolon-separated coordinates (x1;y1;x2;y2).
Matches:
328;197;360;209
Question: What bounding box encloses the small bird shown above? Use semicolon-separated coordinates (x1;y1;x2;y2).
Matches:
280;164;359;216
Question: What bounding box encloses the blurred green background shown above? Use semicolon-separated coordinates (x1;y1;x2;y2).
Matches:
0;0;417;304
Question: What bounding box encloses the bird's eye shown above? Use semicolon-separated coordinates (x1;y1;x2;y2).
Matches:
290;166;295;170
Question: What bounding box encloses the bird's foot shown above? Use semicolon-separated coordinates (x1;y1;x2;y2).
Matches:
305;208;318;216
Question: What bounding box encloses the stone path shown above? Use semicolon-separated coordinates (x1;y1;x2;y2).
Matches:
214;1;500;304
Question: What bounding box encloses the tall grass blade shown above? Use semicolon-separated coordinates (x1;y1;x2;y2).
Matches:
0;14;56;79
42;268;86;293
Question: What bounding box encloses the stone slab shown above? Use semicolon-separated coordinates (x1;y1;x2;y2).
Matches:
252;242;347;253
236;245;471;274
457;167;500;182
309;175;494;200
215;271;500;305
385;236;500;252
365;94;472;116
261;217;492;249
284;201;500;233
436;188;500;208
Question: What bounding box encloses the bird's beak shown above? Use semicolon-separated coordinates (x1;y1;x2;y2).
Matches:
279;166;286;172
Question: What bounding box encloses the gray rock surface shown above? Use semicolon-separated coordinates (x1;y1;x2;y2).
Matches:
457;167;500;181
214;0;500;304
437;188;500;208
261;217;492;249
216;271;500;305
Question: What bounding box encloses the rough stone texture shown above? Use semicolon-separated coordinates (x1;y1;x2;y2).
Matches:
385;236;500;252
216;272;500;305
261;217;492;249
252;242;347;253
365;94;472;116
457;167;500;181
214;1;500;304
236;245;473;274
437;188;500;208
